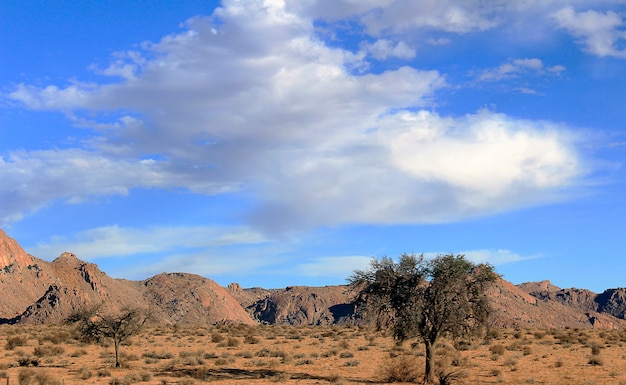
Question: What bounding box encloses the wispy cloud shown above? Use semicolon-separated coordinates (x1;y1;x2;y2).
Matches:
363;39;416;60
26;225;265;261
293;256;372;279
461;249;539;265
423;249;538;266
477;58;565;82
553;7;626;58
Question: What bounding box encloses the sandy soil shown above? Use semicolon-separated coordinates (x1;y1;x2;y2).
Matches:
1;324;625;385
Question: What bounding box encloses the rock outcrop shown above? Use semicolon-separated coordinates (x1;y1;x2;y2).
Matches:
519;281;626;322
232;285;359;325
141;273;255;324
0;229;34;270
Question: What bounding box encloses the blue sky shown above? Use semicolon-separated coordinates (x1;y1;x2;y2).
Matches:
2;0;626;292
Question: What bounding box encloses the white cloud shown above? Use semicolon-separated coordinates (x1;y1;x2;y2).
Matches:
384;110;580;196
0;149;233;226
294;256;372;279
3;0;587;234
477;58;566;82
423;249;537;266
461;249;538;265
553;7;626;58
358;0;499;35
26;225;265;261
364;39;416;60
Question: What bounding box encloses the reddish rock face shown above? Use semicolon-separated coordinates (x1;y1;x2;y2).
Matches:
0;229;34;270
0;229;255;325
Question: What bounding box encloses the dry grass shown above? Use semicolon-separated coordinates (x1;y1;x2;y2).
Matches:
0;324;625;384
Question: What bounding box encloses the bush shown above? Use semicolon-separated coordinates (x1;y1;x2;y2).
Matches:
244;335;260;344
220;337;240;347
18;368;61;385
38;331;71;345
142;350;173;360
210;333;225;343
33;345;64;357
588;357;603;366
6;335;28;350
591;344;602;356
17;357;39;367
379;355;422;383
489;344;506;357
77;366;92;380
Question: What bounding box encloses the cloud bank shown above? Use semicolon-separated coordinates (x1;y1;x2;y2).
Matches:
2;0;595;234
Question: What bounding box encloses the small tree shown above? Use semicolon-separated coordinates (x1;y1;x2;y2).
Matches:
67;306;150;368
350;253;498;384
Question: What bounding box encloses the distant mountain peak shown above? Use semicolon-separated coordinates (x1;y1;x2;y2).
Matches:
0;229;34;270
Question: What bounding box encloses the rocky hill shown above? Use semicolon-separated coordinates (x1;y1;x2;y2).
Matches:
0;229;253;325
1;229;625;329
518;280;626;321
230;284;359;325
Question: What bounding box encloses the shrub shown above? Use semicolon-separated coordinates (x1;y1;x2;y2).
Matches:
588;357;603;366
296;359;314;365
142;350;173;360
210;333;225;343
6;335;28;350
38;331;71;345
244;335;260;344
17;357;39;367
591;344;602;356
70;349;88;357
489;344;506;357
226;337;240;347
77;366;92;380
379;355;422;383
33;345;64;357
18;368;61;385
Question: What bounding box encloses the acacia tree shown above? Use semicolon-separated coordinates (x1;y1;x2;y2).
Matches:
350;253;498;384
67;306;150;368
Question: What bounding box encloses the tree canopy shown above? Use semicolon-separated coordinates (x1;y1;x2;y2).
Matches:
350;253;499;384
67;306;151;368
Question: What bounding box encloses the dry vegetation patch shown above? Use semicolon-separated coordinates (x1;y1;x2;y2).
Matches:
1;325;626;384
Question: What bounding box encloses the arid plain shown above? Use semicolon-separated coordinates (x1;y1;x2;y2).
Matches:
2;323;626;385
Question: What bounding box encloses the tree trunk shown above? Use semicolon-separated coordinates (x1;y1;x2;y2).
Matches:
114;338;120;368
424;339;435;384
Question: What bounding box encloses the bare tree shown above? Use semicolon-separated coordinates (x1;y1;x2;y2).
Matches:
350;253;498;384
67;306;151;368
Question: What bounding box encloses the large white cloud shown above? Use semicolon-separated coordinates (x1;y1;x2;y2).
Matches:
3;0;587;233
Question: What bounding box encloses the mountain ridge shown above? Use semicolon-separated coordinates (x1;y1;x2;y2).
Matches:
1;229;625;328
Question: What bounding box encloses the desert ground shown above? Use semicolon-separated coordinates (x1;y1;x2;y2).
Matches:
1;323;626;385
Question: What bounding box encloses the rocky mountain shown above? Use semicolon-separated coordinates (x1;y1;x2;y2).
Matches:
0;230;253;325
1;229;625;329
519;280;626;321
141;272;255;324
230;284;359;326
229;278;626;329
